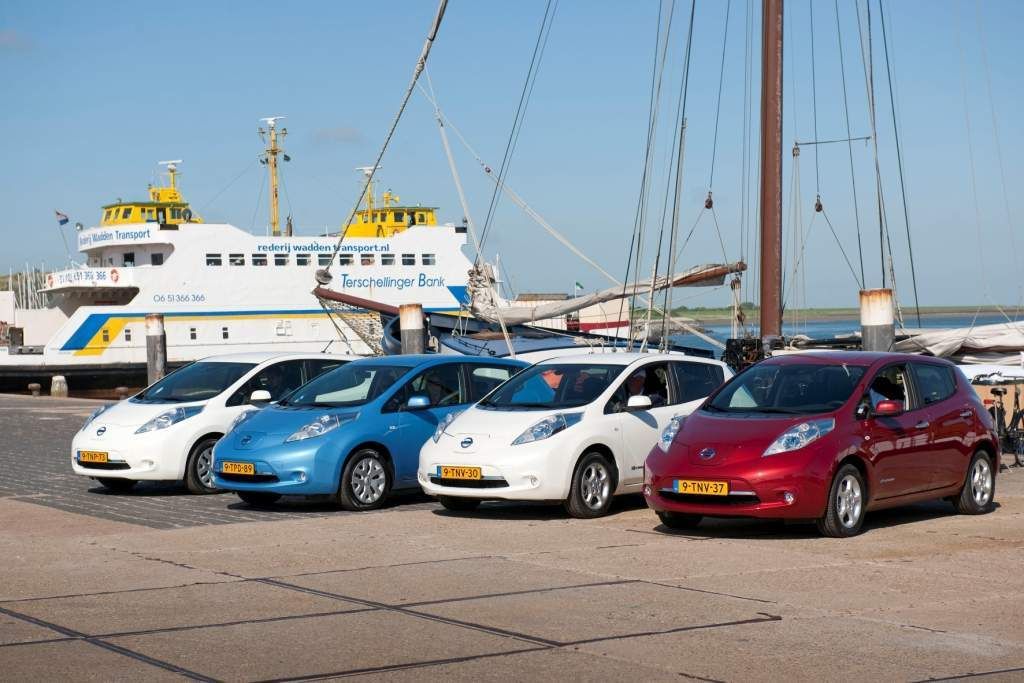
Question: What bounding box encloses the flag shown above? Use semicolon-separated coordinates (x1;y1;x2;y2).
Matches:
574;281;584;291
55;210;69;226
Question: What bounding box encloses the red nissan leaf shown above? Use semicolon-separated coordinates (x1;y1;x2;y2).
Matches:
644;352;998;537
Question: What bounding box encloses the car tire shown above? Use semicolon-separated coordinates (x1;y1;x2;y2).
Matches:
97;477;136;492
955;451;995;514
564;451;616;519
237;491;281;506
184;437;221;494
437;496;480;512
338;448;391;511
816;464;867;538
657;511;703;530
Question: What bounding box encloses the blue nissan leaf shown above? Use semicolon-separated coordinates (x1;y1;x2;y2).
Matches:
212;355;527;510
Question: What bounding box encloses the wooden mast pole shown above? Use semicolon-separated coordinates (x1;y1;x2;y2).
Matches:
759;0;784;340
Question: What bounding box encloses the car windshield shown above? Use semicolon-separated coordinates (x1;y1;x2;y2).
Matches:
133;362;256;403
479;363;621;410
283;363;409;408
706;363;866;415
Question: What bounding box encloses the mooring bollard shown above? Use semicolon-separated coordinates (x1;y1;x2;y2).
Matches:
146;313;167;385
27;382;41;397
399;303;426;354
51;375;68;398
860;289;895;352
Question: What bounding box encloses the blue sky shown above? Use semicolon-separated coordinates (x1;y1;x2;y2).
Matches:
1;0;1021;310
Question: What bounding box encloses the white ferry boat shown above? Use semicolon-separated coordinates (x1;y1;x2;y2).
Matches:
0;124;475;391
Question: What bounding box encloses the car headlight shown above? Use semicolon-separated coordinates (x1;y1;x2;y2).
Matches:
657;415;684;452
228;409;259;434
135;406;204;434
762;418;835;456
432;410;465;443
80;404;110;432
511;413;583;445
285;413;355;443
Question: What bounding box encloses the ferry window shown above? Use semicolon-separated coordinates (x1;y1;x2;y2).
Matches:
189;327;197;340
121;207;132;219
275;254;289;266
296;253;311;266
123;252;135;267
422;253;436;266
372;212;379;222
102;329;110;343
222;326;229;340
229;253;245;266
394;211;405;223
361;254;375;266
173;208;184;220
338;253;353;266
145;208;156;222
381;253;395;266
318;254;332;266
252;254;268;266
151;253;164;266
402;253;415;266
362;214;369;223
103;209;112;221
417;212;426;223
124;328;132;342
206;253;222;266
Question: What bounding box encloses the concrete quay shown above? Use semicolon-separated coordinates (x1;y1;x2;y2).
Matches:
2;393;1024;681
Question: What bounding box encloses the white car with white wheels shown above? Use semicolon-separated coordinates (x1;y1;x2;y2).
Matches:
71;352;355;493
418;352;732;517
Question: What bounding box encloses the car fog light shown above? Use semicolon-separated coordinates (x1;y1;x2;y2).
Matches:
418;471;428;484
642;484;652;496
528;475;539;487
783;491;795;505
296;471;307;483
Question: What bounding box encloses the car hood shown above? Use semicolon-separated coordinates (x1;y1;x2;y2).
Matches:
445;405;578;448
673;410;822;466
88;399;206;429
227;405;359;450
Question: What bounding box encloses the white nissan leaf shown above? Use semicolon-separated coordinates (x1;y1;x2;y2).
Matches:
71;352;355;493
419;352;732;517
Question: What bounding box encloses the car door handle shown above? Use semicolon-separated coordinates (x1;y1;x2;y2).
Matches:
915;420;930;429
959;410;973;418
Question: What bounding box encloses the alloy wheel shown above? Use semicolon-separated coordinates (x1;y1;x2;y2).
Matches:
579;461;611;510
351;456;386;505
835;473;863;529
196;445;215;489
971;458;993;506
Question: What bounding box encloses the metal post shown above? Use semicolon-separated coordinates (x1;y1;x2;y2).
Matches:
146;313;167;385
50;375;68;398
399;304;425;354
860;289;894;352
759;0;784;341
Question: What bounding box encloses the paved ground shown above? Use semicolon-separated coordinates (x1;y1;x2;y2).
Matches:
2;393;1024;681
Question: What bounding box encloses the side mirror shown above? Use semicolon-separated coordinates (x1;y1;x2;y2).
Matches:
250;389;272;405
627;395;652;411
406;395;430;410
874;399;904;417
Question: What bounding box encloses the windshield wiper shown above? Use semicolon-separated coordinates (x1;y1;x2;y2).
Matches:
753;407;803;414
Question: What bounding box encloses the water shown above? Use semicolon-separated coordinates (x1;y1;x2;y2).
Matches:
670;312;1020;354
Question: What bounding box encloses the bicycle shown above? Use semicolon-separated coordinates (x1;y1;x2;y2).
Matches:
973;373;1024;469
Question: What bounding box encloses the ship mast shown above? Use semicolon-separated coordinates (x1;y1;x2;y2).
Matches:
259;117;289;236
758;0;784;340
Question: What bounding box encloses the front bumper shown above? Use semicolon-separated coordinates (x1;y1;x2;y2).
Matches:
418;435;573;502
643;446;830;520
70;428;187;481
211;439;339;495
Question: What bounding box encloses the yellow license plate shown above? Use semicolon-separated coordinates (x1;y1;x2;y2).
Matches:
78;450;109;463
222;461;255;476
674;479;728;496
439;466;481;480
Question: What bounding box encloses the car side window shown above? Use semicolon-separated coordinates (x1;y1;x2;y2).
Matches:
911;363;956;405
385;364;465;411
604;363;669;414
670;361;725;404
865;364;911;410
305;358;345;381
468;365;516;401
226;360;306;406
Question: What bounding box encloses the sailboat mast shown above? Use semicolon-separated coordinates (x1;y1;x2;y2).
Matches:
260;117;287;237
758;0;784;339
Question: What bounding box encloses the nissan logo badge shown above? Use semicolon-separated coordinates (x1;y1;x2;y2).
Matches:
460;437;474;449
240;435;253;446
698;447;716;460
95;426;107;436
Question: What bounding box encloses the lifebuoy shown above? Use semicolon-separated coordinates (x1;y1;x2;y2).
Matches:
110;268;120;283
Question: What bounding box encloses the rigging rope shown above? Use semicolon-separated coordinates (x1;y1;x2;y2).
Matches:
878;0;922;327
809;0;821;196
707;0;731;191
834;0;867;287
198;161;257;215
477;0;558;257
